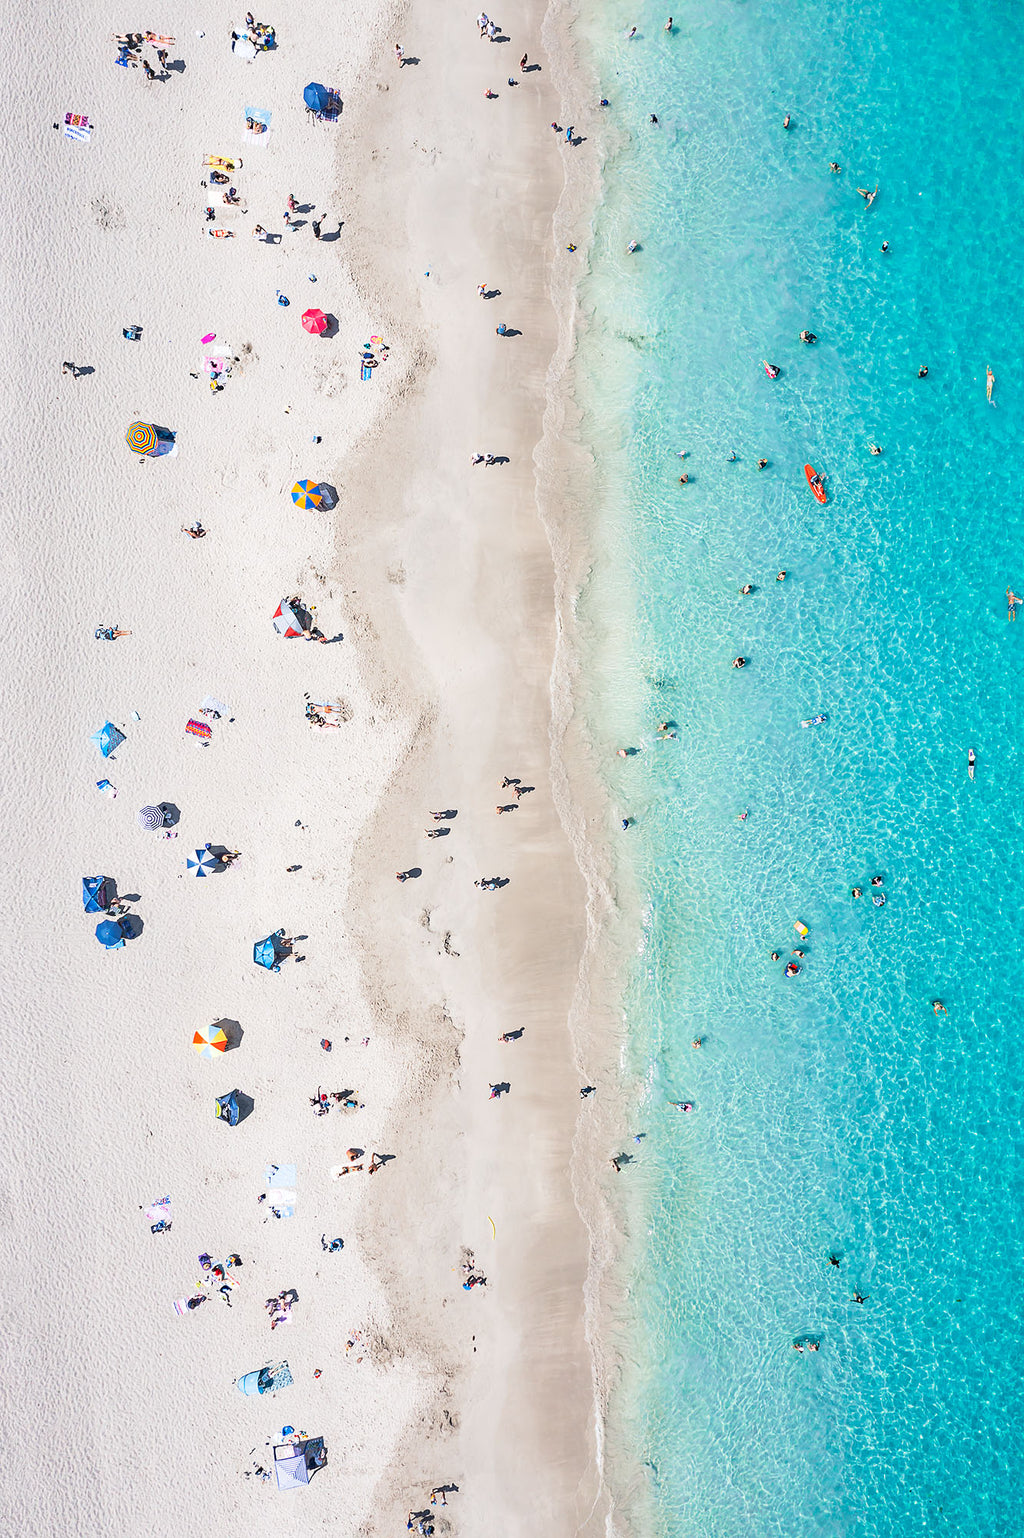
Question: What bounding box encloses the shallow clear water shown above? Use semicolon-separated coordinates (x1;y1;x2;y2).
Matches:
574;1;1024;1532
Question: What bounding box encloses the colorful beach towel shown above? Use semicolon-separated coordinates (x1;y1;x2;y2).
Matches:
145;1195;173;1232
64;113;92;142
185;718;212;740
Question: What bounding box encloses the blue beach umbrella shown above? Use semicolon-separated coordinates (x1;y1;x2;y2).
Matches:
95;919;126;950
90;722;125;758
302;82;330;113
186;848;219;877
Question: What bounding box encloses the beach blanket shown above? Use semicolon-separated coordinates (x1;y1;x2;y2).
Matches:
185;718;212;740
204;154;242;170
145;1195;173;1232
172;1297;189;1316
265;1163;297;1187
64;113;92;142
361;364;373;381
199;695;230;720
243;106;271;143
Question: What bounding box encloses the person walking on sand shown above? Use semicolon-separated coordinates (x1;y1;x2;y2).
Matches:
520;52;528;70
312;219;322;239
394;43;405;65
61;361;80;379
986;365;995;403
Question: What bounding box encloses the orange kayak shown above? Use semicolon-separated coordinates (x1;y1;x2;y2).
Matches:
804;464;827;504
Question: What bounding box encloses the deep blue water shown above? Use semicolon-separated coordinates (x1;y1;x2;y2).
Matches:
574;1;1024;1532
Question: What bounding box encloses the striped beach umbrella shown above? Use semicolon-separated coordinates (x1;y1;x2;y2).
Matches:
186;848;219;877
137;805;164;831
301;308;328;335
126;420;157;455
290;480;322;508
193;1022;229;1059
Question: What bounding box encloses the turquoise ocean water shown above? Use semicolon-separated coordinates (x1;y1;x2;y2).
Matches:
573;2;1024;1533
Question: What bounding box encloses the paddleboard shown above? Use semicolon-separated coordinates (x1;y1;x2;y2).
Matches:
804;464;827;503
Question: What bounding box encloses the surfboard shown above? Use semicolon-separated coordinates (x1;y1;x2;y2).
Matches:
804;464;827;503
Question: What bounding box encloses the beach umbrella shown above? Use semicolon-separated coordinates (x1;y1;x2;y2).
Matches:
290;480;323;508
193;1022;229;1059
95;918;126;950
126;421;157;455
186;848;219;877
137;805;165;831
303;82;330;113
90;722;125;758
301;309;328;335
82;876;111;913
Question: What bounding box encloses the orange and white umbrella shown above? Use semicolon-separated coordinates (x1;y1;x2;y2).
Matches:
193;1022;228;1059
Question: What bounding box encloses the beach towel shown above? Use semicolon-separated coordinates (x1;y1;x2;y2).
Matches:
204;154;242;170
172;1297;189;1316
145;1195;173;1232
243;106;272;143
265;1163;297;1187
199;695;230;719
64;113;92;142
185;718;212;740
361;364;373;381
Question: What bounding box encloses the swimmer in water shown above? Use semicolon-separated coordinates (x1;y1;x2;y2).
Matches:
626;239;639;254
757;458;768;469
918;365;929;378
986;365;995;404
763;360;780;378
738;809;748;820
770;951;780;961
872;892;886;907
880;241;889;252
968;747;976;780
870;875;883;886
740;584;754;595
828;1253;841;1266
783;114;791;129
692;1038;702;1048
851;886;863;898
732;657;747;668
727;452;738;462
777;571;787;582
679;473;689;483
932;1000;947;1015
857;184;879;207
1007;589;1022;621
829;162;841;173
799;330;817;344
785;961;800;977
869;443;882;455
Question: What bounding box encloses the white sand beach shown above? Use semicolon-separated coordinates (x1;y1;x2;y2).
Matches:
0;0;619;1533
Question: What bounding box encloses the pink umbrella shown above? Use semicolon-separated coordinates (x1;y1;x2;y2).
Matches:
302;308;328;335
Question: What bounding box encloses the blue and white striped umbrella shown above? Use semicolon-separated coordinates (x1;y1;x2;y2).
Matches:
186;848;219;877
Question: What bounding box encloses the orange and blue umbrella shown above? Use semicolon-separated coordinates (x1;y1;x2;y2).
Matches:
291;480;322;508
126;421;157;454
193;1022;229;1059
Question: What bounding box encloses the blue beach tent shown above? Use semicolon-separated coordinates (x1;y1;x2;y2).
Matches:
302;81;330;113
90;722;125;758
215;1089;240;1126
237;1361;293;1397
82;876;111;914
253;931;284;971
95;918;126;950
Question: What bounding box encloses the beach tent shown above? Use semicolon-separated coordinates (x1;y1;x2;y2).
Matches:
95;918;126;950
215;1089;240;1125
273;599;306;637
186;848;219;877
253;932;284;971
193;1022;228;1059
237;1361;293;1396
82;876;111;914
273;1437;324;1490
301;309;328;335
90;722;125;758
290;481;322;509
302;82;330;113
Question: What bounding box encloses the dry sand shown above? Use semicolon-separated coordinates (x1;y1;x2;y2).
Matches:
0;1;622;1533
